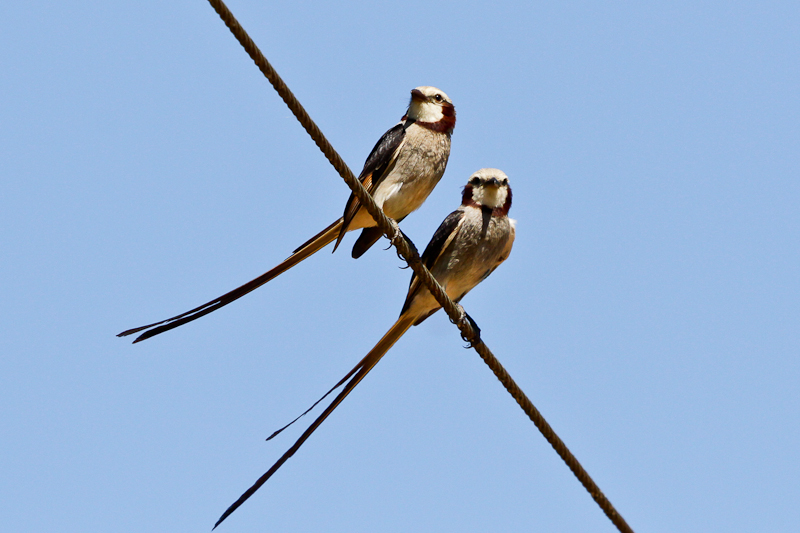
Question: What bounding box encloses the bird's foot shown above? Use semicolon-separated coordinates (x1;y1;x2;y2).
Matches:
387;218;418;260
454;304;481;347
387;218;403;246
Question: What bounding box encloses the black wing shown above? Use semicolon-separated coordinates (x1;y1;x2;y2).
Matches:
420;208;465;270
360;121;407;184
400;207;465;316
335;122;409;250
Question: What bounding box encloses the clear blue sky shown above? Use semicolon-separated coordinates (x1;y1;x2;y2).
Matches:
2;1;798;531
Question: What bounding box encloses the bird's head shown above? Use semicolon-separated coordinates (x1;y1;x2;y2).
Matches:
405;86;456;133
462;168;512;214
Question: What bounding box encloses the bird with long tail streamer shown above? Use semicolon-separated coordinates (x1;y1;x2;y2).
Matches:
214;168;515;528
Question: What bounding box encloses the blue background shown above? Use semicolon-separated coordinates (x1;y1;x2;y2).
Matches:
2;1;798;531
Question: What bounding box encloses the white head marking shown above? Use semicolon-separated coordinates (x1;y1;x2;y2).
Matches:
406;86;453;123
468;168;510;209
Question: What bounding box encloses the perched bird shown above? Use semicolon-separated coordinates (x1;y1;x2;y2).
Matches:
213;168;515;529
118;86;455;343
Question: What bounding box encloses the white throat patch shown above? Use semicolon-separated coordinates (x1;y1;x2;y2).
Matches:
472;185;508;209
407;99;444;123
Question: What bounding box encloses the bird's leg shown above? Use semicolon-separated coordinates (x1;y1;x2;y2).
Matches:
452;303;481;346
387;218;419;260
387;218;403;247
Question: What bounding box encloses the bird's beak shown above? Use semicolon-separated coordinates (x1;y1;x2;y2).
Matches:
410;89;426;102
485;177;501;187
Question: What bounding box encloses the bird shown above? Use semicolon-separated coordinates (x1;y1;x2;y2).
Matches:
213;168;515;529
118;86;456;343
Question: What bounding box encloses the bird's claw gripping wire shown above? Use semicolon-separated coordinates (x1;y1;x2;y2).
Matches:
387;218;403;246
387;218;418;261
452;303;481;347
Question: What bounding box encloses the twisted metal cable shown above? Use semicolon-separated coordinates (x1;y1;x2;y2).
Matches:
205;1;633;532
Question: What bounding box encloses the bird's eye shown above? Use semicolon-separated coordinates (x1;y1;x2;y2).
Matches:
469;177;481;186
433;94;443;102
502;179;508;185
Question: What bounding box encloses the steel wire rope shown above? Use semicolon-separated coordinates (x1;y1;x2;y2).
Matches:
204;1;634;532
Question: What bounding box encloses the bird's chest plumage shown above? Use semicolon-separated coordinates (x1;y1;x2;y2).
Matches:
434;209;512;292
403;207;513;320
373;125;451;219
